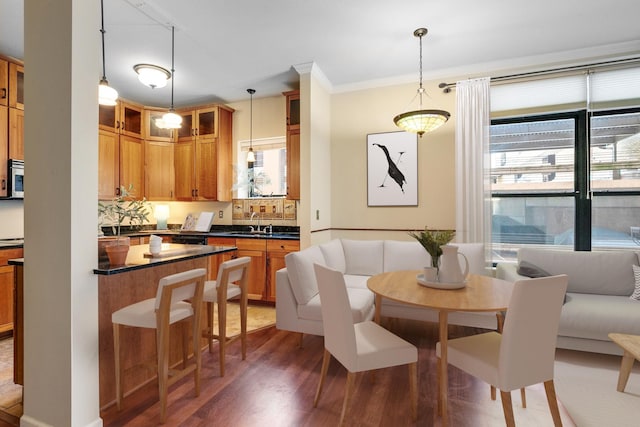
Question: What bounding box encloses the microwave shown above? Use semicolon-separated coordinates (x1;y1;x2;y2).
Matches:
7;159;24;198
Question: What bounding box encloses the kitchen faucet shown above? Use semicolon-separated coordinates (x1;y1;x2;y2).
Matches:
250;212;262;233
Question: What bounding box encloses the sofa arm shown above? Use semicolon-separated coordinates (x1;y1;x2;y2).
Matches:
495;261;527;282
275;268;301;332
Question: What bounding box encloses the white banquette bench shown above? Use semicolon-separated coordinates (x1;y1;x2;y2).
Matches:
275;239;495;339
496;247;640;355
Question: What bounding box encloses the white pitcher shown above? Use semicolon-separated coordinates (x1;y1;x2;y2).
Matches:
438;244;469;283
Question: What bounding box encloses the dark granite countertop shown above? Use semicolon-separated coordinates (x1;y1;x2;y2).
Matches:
94;243;236;275
116;226;300;241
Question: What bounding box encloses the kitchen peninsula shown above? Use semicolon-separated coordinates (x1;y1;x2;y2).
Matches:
12;242;237;410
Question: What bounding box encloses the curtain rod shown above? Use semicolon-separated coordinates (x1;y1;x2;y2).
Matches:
438;56;640;93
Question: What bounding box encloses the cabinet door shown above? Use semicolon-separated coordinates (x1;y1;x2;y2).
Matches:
119;135;144;198
145;140;175;201
0;106;7;197
196;107;218;138
176;110;195;142
236;238;267;301
195;138;217;200
8;62;24;110
267;240;300;302
99;103;119;132
286;128;300;200
98;129;119;200
174;141;195;200
0;265;13;333
0;59;7;107
119;101;143;138
144;108;174;142
9;107;24;160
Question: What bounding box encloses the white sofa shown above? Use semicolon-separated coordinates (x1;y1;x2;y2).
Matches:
496;247;640;355
275;239;496;338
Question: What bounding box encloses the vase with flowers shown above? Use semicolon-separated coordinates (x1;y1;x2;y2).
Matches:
409;227;455;281
98;185;150;265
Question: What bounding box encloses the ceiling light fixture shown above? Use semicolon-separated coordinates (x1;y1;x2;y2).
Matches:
98;0;118;106
246;88;256;163
133;63;171;89
393;28;450;137
156;26;182;129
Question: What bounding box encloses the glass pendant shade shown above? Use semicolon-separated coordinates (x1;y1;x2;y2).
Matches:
393;109;450;136
247;147;256;163
157;110;182;129
134;64;170;89
98;79;118;106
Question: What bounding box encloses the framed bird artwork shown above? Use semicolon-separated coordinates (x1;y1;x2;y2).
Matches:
367;131;418;206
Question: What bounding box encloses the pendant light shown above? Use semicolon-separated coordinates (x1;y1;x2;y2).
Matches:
393;28;450;137
156;26;182;129
133;63;171;89
246;88;256;163
98;0;118;106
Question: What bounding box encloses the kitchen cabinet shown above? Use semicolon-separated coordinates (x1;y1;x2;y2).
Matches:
0;247;23;335
8;62;24;110
0;106;7;196
0;58;7;107
144;107;174;142
145;140;175;200
235;238;267;300
98;130;144;200
284;90;300;200
99;99;143;138
174;105;233;201
207;237;237;281
266;239;300;302
9;107;24;160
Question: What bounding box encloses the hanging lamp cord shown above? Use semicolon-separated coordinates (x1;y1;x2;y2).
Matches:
170;26;175;110
100;0;107;81
418;31;424;107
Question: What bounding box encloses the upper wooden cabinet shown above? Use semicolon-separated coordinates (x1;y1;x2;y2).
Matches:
0;58;8;107
145;140;175;201
0;106;8;196
144;108;175;142
8;62;24;110
98;130;144;200
99;99;143;138
284;90;300;200
173;105;233;201
9;108;24;160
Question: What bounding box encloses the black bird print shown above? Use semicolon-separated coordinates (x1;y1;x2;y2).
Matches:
374;143;406;193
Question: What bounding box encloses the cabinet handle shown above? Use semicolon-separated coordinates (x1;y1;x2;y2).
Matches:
1;179;5;190
0;88;6;99
116;121;120;129
191;129;196;136
115;187;120;196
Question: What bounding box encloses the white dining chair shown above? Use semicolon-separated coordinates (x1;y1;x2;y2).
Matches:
111;268;206;423
436;274;568;427
313;263;418;426
202;256;251;376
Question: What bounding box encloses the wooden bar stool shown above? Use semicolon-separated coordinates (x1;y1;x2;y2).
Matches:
112;268;206;423
202;257;251;376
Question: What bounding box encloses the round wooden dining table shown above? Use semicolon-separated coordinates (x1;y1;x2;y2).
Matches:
367;270;514;427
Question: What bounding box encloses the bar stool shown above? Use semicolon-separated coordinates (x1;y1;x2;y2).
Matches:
202;257;251;376
112;268;206;423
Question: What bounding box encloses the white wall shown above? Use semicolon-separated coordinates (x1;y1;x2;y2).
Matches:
0;201;23;238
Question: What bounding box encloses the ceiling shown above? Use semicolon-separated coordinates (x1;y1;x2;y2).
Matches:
1;0;639;108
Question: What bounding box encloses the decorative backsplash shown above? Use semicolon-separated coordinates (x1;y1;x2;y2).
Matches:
232;198;297;221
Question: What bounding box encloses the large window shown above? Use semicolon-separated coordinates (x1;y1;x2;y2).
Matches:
490;109;640;261
238;137;287;198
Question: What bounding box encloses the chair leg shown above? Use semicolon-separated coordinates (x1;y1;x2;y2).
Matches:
112;323;123;411
499;390;516;427
206;301;214;353
181;320;189;369
408;362;418;421
157;326;170;424
192;315;201;397
491;385;496;400
240;292;248;360
339;371;356;427
218;300;227;376
297;332;304;348
436;356;442;416
314;349;331;407
520;387;527;408
544;380;563;427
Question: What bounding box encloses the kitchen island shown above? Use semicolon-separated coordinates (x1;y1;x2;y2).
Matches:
11;243;236;410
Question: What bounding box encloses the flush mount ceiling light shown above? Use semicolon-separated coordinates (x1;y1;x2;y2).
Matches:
247;88;256;163
133;64;171;89
156;26;182;130
98;0;118;106
393;28;450;137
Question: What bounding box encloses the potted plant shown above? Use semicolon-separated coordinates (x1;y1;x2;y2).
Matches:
98;185;150;265
409;227;455;279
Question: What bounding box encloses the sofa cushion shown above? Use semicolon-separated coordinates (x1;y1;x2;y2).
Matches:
297;288;375;323
383;240;429;272
343;274;370;290
341;239;384;276
518;248;638;296
559;293;640;340
318;239;346;273
285;247;326;305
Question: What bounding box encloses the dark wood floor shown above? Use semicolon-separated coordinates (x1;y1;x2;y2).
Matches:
2;319;573;427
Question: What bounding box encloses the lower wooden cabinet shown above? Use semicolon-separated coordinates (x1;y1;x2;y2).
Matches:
266;239;300;302
235;239;267;300
207;237;238;281
0;247;24;335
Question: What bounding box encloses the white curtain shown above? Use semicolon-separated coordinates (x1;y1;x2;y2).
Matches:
455;77;491;245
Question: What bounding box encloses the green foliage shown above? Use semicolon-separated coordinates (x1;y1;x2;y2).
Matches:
98;185;150;237
408;227;456;268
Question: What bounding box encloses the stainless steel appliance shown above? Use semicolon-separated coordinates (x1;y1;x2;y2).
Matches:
7;159;24;198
